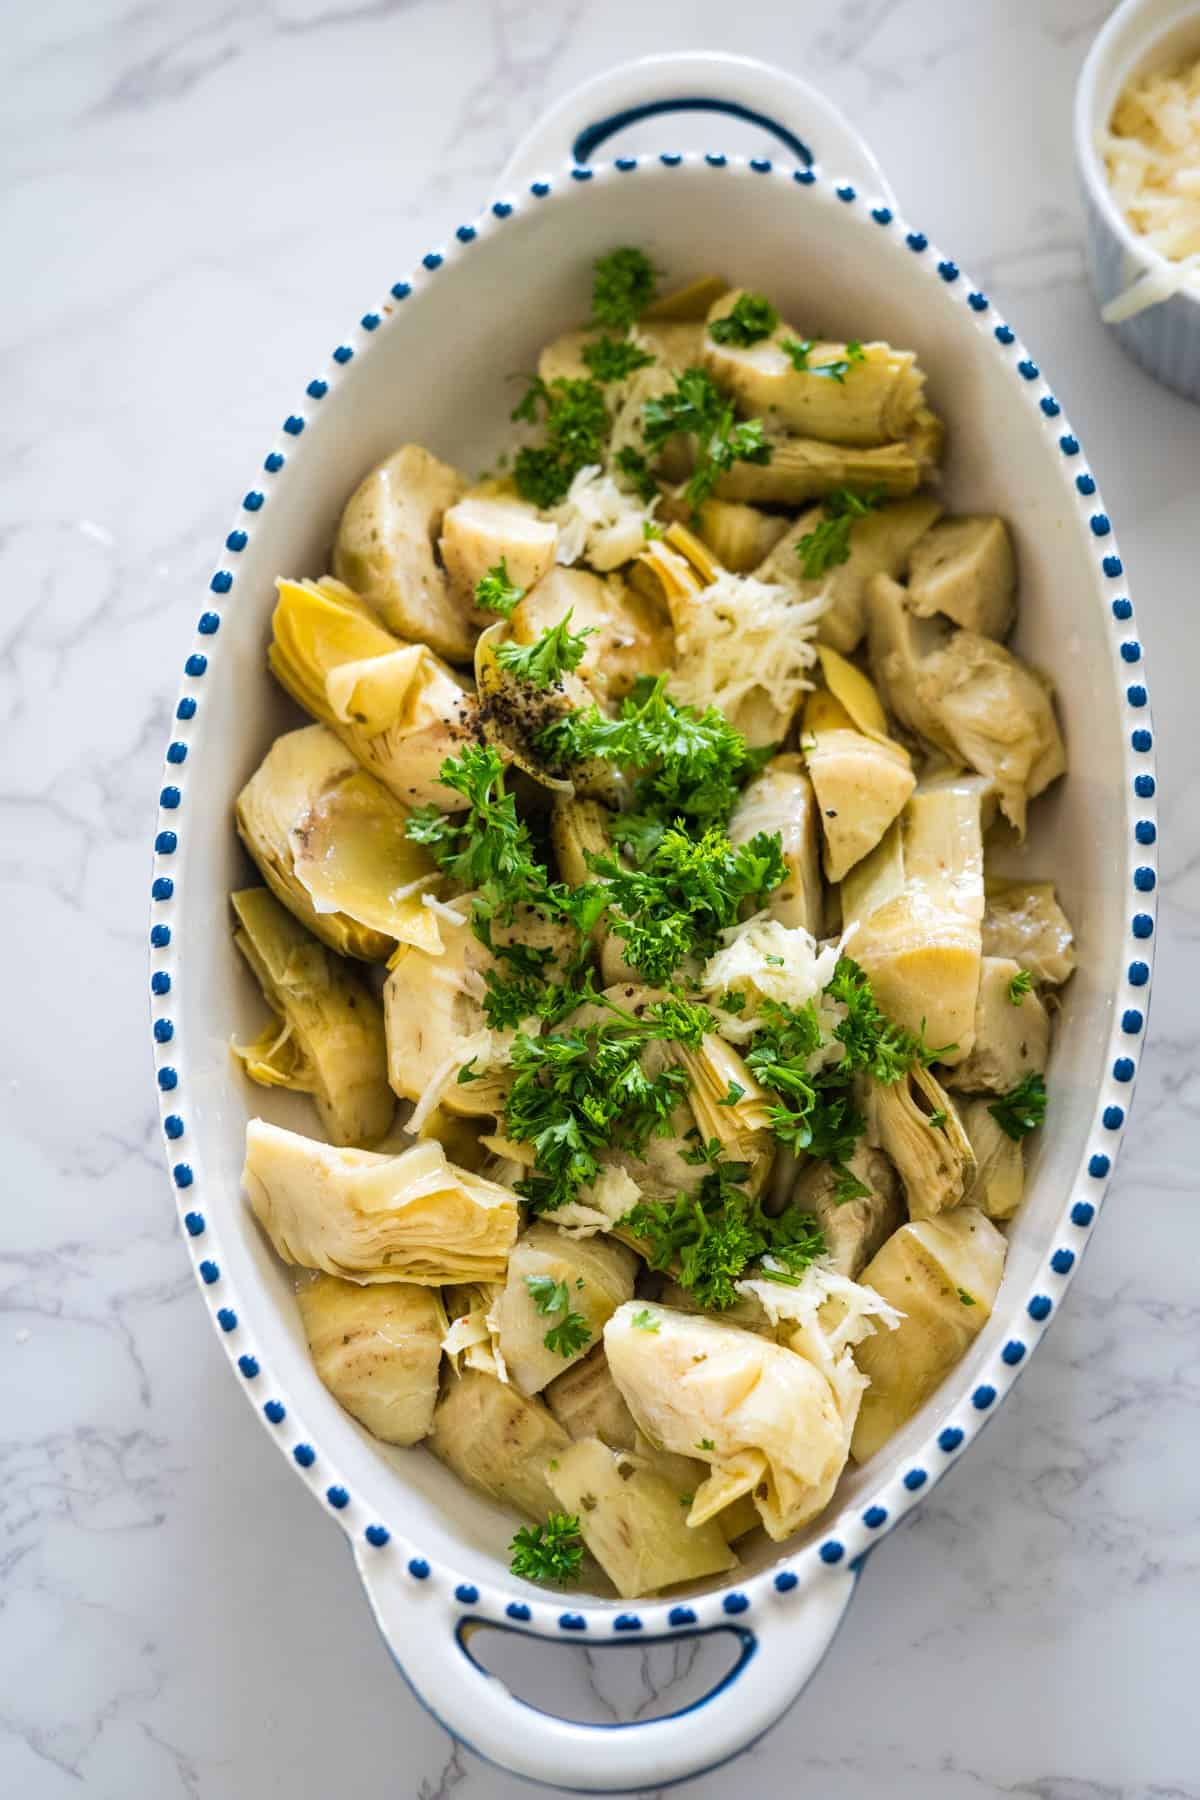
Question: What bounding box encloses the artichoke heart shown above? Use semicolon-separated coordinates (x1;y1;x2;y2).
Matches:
494;1224;638;1396
703;289;928;448
668;1033;776;1188
688;497;791;573
545;1343;639;1450
546;1437;737;1598
296;1272;442;1445
429;1366;570;1520
269;576;478;810
863;1061;975;1221
235;724;442;962
961;1097;1026;1220
231;887;393;1146
982;880;1076;986
790;1147;903;1279
755;495;942;656
604;1302;861;1542
851;1208;1007;1460
242;1119;519;1284
441;1281;507;1380
704;432;931;506
945;956;1050;1096
332;444;474;662
908;515;1016;639
728;753;824;935
802;713;915;884
511;565;674;707
439;493;558;612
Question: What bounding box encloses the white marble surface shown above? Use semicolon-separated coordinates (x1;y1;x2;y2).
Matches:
2;0;1198;1794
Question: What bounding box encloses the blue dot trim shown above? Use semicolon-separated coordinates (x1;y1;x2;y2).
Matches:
670;1602;699;1623
1089;1153;1110;1178
1134;772;1155;795
184;653;207;677
995;323;1015;344
392;280;413;298
243;490;264;511
615;157;637;172
455;1583;479;1605
169;735;190;759
938;1427;963;1453
1135;819;1157;844
199;1260;218;1283
159;786;180;808
1113;597;1133;620
613;1613;643;1631
1132;913;1154;938
491;201;513;217
163;1112;182;1137
238;1354;259;1379
1059;433;1080;454
283;415;305;436
794;167;815;185
967;289;987;309
1018;358;1038;378
422;252;443;270
1001;1340;1026;1366
1121;1009;1143;1034
1090;513;1111;536
835;182;855;200
216;1307;237;1332
151;966;172;996
171;1161;192;1188
264;451;285;471
531;181;550;197
361;313;380;331
863;1504;888;1527
1121;640;1142;663
1127;684;1147;706
906;231;928;252
264;1400;286;1424
154;831;176;856
873;206;893;224
326;1486;349;1510
182;1209;203;1234
365;1525;390;1547
1040;395;1061;416
722;1593;750;1615
1051;1248;1075;1275
333;346;353;363
772;1573;798;1593
306;378;327;399
1075;473;1096;495
938;259;960;282
197;611;220;635
210;570;232;594
1103;555;1123;576
705;152;727;167
151;877;174;902
153;1018;173;1043
1128;959;1150;984
1027;1295;1053;1322
408;1557;430;1579
506;1602;531;1622
1072;1201;1096;1227
1113;1057;1136;1082
973;1385;996;1410
1134;867;1156;892
819;1540;844;1563
903;1468;927;1491
660;153;682;169
558;1612;587;1631
456;223;478;239
1103;1105;1125;1129
225;529;247;552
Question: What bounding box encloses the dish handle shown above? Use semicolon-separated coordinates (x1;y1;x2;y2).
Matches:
497;51;896;207
354;1541;857;1789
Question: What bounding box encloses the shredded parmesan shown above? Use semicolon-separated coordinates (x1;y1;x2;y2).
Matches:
737;1261;903;1408
549;464;658;571
1101;53;1200;319
405;1026;514;1137
699;917;844;1049
667;567;826;728
551;1165;642;1238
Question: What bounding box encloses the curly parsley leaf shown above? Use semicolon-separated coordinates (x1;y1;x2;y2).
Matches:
510;1513;584;1584
642;366;772;513
591;247;657;329
780;337;866;383
474;559;526;618
582;334;655;383
795;485;885;579
525;1274;572;1317
988;1071;1047;1141
614;445;660;505
709;293;779;346
495;610;594;689
630;1308;661;1333
512;375;610;508
1008;969;1034;1005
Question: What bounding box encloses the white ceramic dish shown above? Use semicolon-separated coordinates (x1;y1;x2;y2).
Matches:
1076;0;1200;401
149;52;1158;1791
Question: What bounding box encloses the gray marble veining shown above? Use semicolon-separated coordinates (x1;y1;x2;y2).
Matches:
2;0;1197;1794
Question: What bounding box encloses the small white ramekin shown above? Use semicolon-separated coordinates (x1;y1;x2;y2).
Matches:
1075;0;1200;401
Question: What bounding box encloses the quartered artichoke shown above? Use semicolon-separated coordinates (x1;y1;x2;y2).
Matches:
296;1272;442;1444
545;1342;639;1450
546;1437;737;1598
790;1147;903;1279
908;514;1016;638
704;430;937;507
802;688;915;884
728;752;824;934
439;493;558;610
269;576;477;810
512;566;673;705
235;724;442;962
851;1207;1007;1460
866;573;1066;835
428;1365;570;1519
756;494;943;654
689;496;791;573
945;955;1050;1096
493;1224;638;1396
982;880;1077;986
332;444;475;661
242;1120;519;1284
703;289;929;447
862;1060;976;1221
960;1097;1026;1220
604;1301;859;1542
230;887;393;1146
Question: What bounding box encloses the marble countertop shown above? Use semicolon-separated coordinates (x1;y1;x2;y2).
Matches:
3;0;1198;1794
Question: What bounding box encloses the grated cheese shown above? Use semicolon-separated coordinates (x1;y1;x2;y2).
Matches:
699;916;844;1049
667;566;825;729
549;464;659;572
1101;52;1200;318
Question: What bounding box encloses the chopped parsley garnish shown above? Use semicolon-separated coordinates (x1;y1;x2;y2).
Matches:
510;1513;584;1584
927;1108;948;1131
588;825;785;984
622;1157;824;1311
642;367;772;513
957;1287;976;1306
544;1311;592;1357
495;610;594;689
614;445;660;504
709;293;779;346
717;1081;746;1108
697;1438;715;1452
524;1273;592;1357
988;1071;1047;1141
525;1275;571;1315
630;1308;660;1332
474;559;525;618
512;375;609;508
1008;969;1034;1005
796;485;884;579
591;247;657;329
581;334;655;383
405;745;550;937
781;337;867;383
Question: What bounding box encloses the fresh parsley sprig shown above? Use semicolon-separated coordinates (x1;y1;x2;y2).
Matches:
510;1513;584;1584
781;337;867;383
796;485;885;579
989;1072;1047;1141
709;293;779;346
474;559;525;618
591;247;657;329
642;367;772;513
582;334;655;383
1008;969;1034;1005
512;375;610;508
495;610;595;689
524;1274;591;1358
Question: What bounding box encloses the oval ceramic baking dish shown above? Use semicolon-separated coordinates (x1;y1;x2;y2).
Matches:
148;52;1157;1792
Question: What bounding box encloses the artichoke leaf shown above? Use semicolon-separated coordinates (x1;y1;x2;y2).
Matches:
429;1366;570;1520
945;956;1050;1096
296;1272;442;1445
863;1062;975;1222
961;1097;1026;1220
728;753;824;935
790;1146;904;1280
493;1224;638;1397
908;515;1016;639
982;880;1076;987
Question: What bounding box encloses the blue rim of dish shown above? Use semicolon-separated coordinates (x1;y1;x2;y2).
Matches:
148;149;1157;1644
